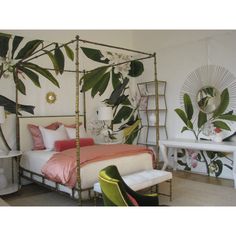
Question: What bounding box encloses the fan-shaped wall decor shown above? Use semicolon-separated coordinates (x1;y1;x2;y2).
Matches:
179;64;236;137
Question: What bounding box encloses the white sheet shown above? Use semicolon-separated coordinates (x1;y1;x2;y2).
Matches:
20;150;57;174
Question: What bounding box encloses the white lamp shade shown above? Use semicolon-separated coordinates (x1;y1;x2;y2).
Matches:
0;106;5;124
97;106;113;121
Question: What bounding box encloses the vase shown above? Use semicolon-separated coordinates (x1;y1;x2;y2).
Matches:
213;133;222;143
0;168;8;190
149;113;156;126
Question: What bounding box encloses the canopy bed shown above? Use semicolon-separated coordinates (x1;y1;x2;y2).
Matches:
0;34;161;205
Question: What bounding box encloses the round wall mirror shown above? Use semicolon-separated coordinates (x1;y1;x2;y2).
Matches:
46;92;57;104
196;86;221;113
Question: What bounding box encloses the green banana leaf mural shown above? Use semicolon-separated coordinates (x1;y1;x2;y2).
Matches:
175;89;236;176
0;32;74;115
80;47;144;144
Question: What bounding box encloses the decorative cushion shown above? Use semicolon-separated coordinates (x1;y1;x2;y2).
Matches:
54;139;76;152
80;138;94;147
28;122;60;150
54;138;95;152
39;125;68;150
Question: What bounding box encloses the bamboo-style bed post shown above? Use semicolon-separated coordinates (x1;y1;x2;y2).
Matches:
153;53;160;168
75;35;82;205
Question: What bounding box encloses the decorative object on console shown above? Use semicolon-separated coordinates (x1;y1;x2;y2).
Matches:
174;65;236;177
46;92;57;104
0;106;11;151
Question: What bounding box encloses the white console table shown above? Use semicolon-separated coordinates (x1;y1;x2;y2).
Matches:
159;139;236;188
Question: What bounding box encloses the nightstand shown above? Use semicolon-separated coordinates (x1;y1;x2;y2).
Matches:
0;150;22;195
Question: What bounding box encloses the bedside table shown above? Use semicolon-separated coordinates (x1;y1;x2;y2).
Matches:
0;150;22;195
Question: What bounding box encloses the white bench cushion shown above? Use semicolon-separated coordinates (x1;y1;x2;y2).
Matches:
94;169;172;194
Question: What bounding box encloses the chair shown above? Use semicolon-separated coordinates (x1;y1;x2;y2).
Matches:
98;165;159;206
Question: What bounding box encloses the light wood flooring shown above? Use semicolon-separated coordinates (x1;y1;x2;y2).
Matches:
173;170;234;188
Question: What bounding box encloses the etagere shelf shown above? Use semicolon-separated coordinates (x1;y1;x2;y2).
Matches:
137;80;168;148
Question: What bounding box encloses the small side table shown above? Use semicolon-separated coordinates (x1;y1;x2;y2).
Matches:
0;150;22;195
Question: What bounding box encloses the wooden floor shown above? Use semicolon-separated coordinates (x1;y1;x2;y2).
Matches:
172;170;234;188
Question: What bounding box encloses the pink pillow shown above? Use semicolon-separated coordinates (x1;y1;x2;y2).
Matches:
54;139;76;152
127;193;139;206
28;122;60;150
54;138;94;152
80;138;94;147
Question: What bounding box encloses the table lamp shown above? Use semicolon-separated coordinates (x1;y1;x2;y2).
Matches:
97;106;113;142
0;106;11;151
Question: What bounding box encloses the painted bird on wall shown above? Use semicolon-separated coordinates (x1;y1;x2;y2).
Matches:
0;95;35;115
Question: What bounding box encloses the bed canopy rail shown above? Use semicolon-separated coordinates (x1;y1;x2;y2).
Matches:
13;33;158;205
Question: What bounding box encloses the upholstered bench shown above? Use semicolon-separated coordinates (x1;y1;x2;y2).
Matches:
93;169;173;205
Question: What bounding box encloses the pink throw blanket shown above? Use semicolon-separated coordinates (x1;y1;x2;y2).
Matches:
41;144;155;188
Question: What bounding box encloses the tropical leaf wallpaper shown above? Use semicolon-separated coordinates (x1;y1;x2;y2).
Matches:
175;89;236;177
0;32;74;115
80;47;144;144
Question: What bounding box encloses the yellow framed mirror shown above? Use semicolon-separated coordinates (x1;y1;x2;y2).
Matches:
46;92;57;104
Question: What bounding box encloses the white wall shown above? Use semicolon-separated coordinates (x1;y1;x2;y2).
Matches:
0;30;134;180
132;30;236;140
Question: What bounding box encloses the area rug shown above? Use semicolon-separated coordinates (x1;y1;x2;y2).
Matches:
2;177;236;206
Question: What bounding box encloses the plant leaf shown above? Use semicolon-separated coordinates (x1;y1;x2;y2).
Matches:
80;66;109;92
206;151;216;159
213;88;229;118
198;111;207;128
121;97;131;105
13;69;26;95
124;120;141;144
23;62;60;88
18;66;40;88
218;114;236;121
213;160;223;177
113;106;133;124
91;72;110;97
177;160;187;166
54;44;65;74
181;126;189;133
112;67;121;89
184;93;193;120
128;60;144;77
15;40;43;59
104;77;129;105
0;34;10;57
81;47;109;64
11;36;23;58
44;50;59;75
64;44;74;61
212;120;231;131
224;164;233;170
175;108;189;126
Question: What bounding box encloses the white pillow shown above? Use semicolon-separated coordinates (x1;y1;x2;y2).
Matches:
65;126;88;139
39;125;68;150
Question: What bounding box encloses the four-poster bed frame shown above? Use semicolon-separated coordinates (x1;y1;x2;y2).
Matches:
16;34;159;205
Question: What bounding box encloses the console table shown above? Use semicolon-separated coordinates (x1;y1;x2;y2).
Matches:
159;139;236;188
